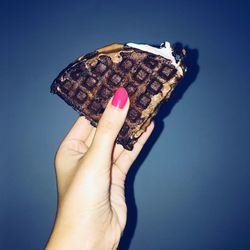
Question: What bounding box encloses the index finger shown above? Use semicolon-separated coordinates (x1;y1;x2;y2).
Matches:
63;116;94;143
114;121;155;175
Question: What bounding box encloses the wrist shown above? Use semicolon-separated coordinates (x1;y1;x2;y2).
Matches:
46;220;120;250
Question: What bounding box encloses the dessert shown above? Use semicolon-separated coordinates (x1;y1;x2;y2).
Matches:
51;42;186;150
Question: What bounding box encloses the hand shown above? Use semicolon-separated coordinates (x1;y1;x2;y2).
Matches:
46;87;154;250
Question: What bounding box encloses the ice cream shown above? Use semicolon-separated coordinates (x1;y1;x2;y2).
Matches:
127;41;184;74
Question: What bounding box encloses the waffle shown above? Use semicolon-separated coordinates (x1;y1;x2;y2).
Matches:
51;43;186;150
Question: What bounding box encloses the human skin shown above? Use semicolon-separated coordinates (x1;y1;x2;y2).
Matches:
46;88;154;250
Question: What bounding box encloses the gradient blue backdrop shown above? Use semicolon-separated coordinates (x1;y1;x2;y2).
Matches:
2;0;250;249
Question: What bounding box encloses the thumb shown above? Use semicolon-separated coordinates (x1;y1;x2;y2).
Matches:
89;87;129;158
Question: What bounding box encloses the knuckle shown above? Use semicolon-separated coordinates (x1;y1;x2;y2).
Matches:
96;120;117;141
99;118;114;133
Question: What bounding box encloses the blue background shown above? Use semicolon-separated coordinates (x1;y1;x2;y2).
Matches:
2;0;250;249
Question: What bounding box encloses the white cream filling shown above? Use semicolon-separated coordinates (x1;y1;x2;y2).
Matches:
127;41;182;74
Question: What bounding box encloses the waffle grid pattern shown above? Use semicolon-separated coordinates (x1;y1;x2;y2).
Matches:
51;48;177;150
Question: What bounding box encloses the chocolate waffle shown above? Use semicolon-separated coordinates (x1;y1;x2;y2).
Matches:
51;43;186;150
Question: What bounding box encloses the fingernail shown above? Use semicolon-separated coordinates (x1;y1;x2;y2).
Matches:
111;87;128;109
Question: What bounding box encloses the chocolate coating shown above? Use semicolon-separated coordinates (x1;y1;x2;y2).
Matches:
51;43;186;150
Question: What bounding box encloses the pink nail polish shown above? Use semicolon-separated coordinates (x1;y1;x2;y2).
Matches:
111;87;128;109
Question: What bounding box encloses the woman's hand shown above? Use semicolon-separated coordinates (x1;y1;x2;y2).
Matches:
46;87;154;250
